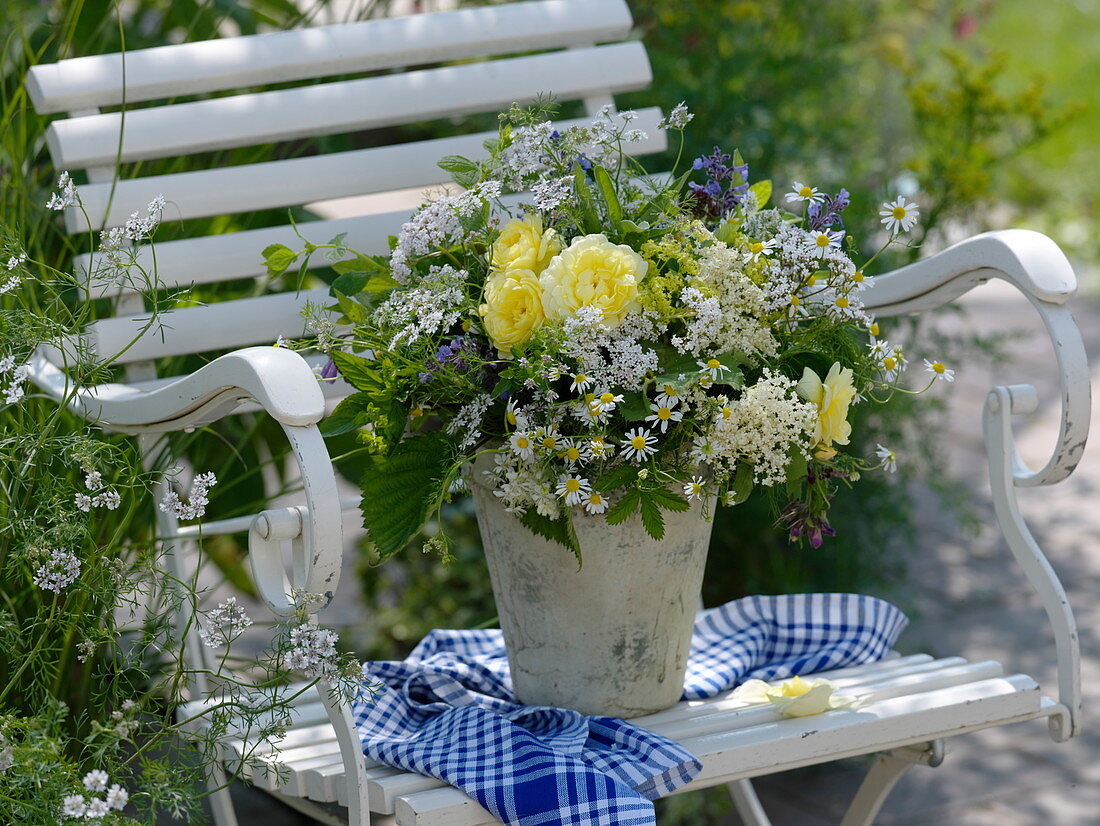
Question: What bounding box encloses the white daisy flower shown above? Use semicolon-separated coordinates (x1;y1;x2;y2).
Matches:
621;428;659;463
785;182;824;204
555;474;592;506
746;238;777;261
558;440;583;466
535;427;562;453
879;197;920;234
509;431;536;461
593;391;624;414
569;372;592;394
587;436;615;459
787;294;809;319
809;229;844;258
683;476;706;500
868;339;890;358
876;444;898;473
504;398;522;428
645;401;683;433
655;384;682;409
923;358;955;382
583;491;608;514
690;437;715;465
697;358;726;381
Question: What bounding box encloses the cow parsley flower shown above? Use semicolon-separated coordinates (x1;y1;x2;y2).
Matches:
46;171;77;210
0;737;12;773
879;197;920;233
33;549;81;593
0;274;20;295
159;471;217;521
200;597;254;648
86;797;110;818
531;175;572;212
61;795;87;818
105;784;129;810
658;102;693;130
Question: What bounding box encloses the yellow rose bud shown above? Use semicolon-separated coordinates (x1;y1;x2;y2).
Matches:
797;362;856;454
539;233;645;327
479;268;546;356
491;214;563;274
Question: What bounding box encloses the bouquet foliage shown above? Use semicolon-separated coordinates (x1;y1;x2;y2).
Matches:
281;102;948;561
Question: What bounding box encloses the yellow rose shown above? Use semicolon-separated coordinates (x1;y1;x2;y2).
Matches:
539;233;646;327
798;362;856;456
732;676;861;718
479;268;546;355
491;214;563;274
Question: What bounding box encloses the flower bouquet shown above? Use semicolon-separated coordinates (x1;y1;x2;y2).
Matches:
277;101;947;714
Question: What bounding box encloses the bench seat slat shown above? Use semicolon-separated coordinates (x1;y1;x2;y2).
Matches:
47;42;652;168
27;0;633;114
68;108;666;231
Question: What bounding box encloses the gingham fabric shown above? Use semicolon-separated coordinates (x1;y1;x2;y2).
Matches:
351;593;907;826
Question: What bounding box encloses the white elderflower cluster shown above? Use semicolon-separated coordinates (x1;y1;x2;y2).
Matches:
485;453;560;519
560;309;661;393
159;471;216;521
32;548;81;593
62;771;128;820
390;182;500;282
672;242;777;358
1;358;29;405
373;264;467;348
199;596;254;648
74;468;122;512
705;371;816;486
283;622;341;679
444;393;494;450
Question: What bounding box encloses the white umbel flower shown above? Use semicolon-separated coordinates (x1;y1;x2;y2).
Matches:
82;770;109;792
61;795;87;817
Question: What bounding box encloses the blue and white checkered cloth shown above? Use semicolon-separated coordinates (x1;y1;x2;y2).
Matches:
351;593;907;826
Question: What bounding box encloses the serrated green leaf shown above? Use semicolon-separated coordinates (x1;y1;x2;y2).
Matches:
332;254;389;276
519;510;582;564
334;290;368;325
749;180;772;207
320;391;373;436
593;165;623;226
330;350;377;392
618;391;650;422
605;487;641;525
595;464;639;493
639;494;665;541
262;243;298;276
645;486;691;512
359;433;456;558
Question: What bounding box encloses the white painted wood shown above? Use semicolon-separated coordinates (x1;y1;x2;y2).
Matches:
46;42;651;167
69;108;666;232
837;751;919;826
725;780;772;826
26;0;633;113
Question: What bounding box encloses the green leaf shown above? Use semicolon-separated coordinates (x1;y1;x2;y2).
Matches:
331;270;371;296
519;510;582;563
330;350;377;392
595;464;639;493
645;485;691;513
262;243;298;276
573;162;601;234
639;493;665;541
606;487;641;525
618;391;650;422
728;463;754;505
785;449;809;484
750;180;772;208
320;391;373;436
360;434;456;559
332;254;389;276
592;165;623;226
333;290;368;325
438;154;478;174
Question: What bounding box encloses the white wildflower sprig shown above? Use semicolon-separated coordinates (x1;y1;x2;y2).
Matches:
282;621;342;679
46;171;77;211
199;597;254;648
876;444;898;473
159;471;217;521
657;102;693;130
923;358;955;382
32;549;81;593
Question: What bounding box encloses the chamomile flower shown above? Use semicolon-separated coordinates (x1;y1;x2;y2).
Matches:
879;197;920;234
746;238;776;261
646;401;683;433
850;270;868;291
570;372;592;393
584;491;608;514
535;427;562;453
587;436;614;459
809;229;844;259
697;358;725;381
868;320;881;341
923;359;955;382
876;443;898;473
787;294;809;319
621;428;659;462
786;182;824;204
559;440;583;466
509;431;536;461
655;384;681;408
555;474;592;506
593;390;624;414
504;399;522;428
868;339;890;359
683;476;706;500
690;438;715;465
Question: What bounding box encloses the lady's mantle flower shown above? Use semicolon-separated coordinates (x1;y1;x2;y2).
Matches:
583;491;608;515
159;471;217;521
785;182;824;204
555;474;592;506
797;363;856;460
33;549;81;593
879;197;920;234
732;675;861;718
539;233;645;328
200;597;254;648
683;476;706;501
924;358;955;382
876;444;898;474
645;401;683;433
621;428;659;462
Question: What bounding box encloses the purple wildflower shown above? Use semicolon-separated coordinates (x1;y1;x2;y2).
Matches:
807;188;851;232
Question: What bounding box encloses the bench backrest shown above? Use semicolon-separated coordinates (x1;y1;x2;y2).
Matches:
28;0;666;386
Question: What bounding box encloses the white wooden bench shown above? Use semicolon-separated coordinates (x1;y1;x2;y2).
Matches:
25;1;1089;824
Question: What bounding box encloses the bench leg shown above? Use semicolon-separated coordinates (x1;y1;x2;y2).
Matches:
839;742;943;826
207;762;241;826
727;778;773;826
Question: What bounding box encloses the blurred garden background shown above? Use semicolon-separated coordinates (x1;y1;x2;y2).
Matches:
2;0;1098;824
